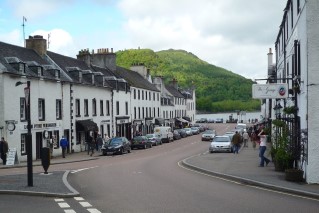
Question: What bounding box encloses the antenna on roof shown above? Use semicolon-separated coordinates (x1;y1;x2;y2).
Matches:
48;33;51;49
22;16;27;47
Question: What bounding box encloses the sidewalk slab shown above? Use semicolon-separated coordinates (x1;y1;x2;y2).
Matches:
182;146;319;199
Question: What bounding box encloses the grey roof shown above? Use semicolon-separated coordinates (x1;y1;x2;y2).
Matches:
165;85;185;98
115;66;159;92
0;41;67;81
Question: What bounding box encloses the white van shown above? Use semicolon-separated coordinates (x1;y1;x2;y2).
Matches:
154;126;174;143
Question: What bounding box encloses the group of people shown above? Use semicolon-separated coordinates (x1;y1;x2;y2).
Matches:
231;125;271;167
87;133;109;157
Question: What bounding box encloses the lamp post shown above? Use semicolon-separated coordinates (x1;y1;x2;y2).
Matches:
16;80;33;187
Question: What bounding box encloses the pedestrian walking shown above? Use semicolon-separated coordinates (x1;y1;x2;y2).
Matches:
59;136;69;158
89;136;96;156
242;130;249;147
231;131;241;154
258;129;270;167
96;134;103;152
0;137;9;165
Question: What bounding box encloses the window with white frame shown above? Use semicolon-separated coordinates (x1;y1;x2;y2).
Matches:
84;99;89;116
56;99;62;119
21;134;27;155
20;97;26;121
38;98;45;121
100;100;104;116
76;99;80;116
106;100;110;115
92;99;97;116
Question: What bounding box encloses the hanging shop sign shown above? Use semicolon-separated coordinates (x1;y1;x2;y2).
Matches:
252;83;288;99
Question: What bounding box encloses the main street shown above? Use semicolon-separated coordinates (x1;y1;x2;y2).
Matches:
0;123;318;213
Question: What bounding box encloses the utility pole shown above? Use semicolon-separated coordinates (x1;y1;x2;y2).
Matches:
22;16;27;47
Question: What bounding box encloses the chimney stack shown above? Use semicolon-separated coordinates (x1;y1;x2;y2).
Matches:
26;35;47;57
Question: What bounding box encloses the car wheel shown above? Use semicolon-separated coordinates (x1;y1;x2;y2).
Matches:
103;151;107;156
210;151;213;153
120;148;124;155
127;147;131;153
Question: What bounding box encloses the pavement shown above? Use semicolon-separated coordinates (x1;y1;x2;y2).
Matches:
1;144;319;199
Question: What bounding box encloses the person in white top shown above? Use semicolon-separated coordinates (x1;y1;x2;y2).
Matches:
242;130;249;147
258;129;270;167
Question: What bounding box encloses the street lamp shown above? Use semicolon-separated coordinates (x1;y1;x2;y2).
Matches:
273;102;283;119
16;80;33;187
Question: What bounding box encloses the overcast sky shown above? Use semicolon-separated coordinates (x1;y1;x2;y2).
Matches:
0;0;287;80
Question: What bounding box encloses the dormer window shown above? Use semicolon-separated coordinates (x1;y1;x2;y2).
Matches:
55;70;60;79
19;63;25;73
79;72;82;82
37;67;43;76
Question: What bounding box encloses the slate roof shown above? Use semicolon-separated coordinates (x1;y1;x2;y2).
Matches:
115;66;159;92
0;41;69;81
165;85;185;98
91;65;127;91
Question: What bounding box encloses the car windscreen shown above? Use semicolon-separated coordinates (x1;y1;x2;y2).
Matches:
133;136;145;141
213;137;230;142
108;138;123;146
204;130;214;134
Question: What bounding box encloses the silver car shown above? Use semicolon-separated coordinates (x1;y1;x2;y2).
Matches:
209;135;233;153
201;130;216;141
183;128;193;136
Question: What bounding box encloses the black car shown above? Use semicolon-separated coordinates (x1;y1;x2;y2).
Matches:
175;129;187;138
173;130;181;140
131;136;153;149
102;137;131;156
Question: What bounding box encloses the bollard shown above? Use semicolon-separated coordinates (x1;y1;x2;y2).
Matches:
41;147;51;174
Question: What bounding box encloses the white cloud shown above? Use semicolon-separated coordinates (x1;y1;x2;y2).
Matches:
118;0;286;79
31;29;76;57
0;29;22;46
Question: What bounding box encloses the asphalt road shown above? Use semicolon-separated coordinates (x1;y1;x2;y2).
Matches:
0;123;318;213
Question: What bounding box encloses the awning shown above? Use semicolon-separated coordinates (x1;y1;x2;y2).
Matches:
175;118;189;123
182;116;191;122
76;120;98;132
155;118;164;125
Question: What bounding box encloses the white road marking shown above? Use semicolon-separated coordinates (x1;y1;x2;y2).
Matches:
87;209;102;213
58;202;70;208
71;166;99;174
55;198;64;202
74;197;85;201
64;210;76;213
79;201;92;207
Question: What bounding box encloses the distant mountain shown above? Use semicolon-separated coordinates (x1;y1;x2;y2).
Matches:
116;48;260;113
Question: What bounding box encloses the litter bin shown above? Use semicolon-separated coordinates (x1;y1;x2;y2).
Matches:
41;147;51;174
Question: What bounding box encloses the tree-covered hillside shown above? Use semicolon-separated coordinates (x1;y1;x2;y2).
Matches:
116;48;260;113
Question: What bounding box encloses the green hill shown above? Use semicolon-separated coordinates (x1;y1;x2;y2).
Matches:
116;48;260;113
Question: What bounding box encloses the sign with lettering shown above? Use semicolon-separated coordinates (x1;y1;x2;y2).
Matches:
6;148;19;166
252;83;288;99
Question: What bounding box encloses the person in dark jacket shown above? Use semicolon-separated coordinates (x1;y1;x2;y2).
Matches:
231;131;241;154
59;136;68;158
0;137;9;165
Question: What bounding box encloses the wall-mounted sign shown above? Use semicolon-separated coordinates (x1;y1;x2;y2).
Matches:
252;83;288;99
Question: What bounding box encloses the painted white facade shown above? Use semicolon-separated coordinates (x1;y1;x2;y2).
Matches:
274;0;319;183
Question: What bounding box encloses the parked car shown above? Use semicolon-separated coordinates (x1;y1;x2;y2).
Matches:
183;128;193;136
146;133;162;146
207;118;215;123
154;126;174;143
175;129;187;138
215;118;224;123
131;136;153;149
173;130;182;140
196;118;207;123
191;127;200;135
201;129;216;141
192;124;205;132
209;135;233;153
102;137;131;156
